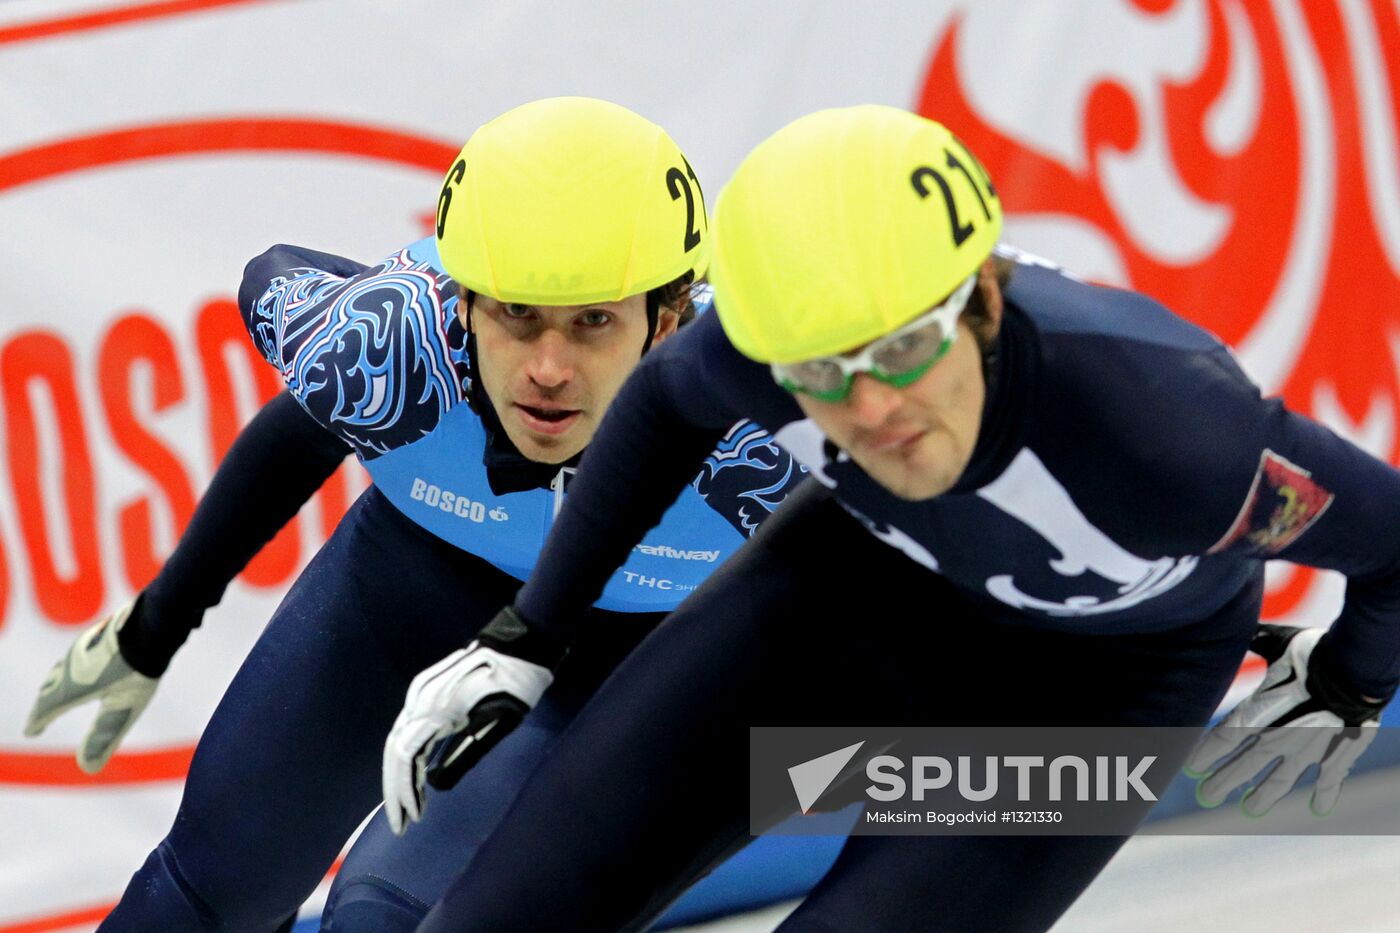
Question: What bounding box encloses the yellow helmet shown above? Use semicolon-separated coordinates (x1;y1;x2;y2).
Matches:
710;105;1001;364
435;97;709;305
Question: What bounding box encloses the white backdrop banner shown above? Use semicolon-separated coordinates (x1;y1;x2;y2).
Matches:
1;0;1397;928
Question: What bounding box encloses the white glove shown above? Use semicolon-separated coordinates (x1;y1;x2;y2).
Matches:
24;600;159;774
382;607;562;835
1187;624;1386;817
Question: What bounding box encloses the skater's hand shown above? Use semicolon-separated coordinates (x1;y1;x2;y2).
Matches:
24;600;159;774
1187;624;1387;817
382;606;566;835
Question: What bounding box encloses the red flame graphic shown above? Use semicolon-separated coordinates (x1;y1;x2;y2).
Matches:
918;0;1400;620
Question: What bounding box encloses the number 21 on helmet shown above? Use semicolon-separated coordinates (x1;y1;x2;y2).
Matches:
434;96;710;306
709;105;1002;366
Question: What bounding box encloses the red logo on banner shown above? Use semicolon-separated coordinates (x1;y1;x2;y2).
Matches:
0;119;455;791
0;120;456;630
918;0;1400;619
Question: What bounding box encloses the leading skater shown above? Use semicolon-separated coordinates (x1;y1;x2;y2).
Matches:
388;105;1400;932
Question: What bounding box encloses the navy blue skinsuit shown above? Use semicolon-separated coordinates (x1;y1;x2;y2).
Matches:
98;239;803;932
417;250;1400;932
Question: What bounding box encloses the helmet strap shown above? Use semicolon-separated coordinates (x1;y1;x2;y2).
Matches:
462;291;486;414
641;289;660;355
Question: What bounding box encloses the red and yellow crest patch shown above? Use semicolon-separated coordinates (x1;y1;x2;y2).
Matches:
1210;450;1334;555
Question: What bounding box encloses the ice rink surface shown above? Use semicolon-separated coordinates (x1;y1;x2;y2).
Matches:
674;766;1400;933
64;765;1383;932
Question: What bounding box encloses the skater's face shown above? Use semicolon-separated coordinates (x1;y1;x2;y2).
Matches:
465;293;680;464
793;262;1002;500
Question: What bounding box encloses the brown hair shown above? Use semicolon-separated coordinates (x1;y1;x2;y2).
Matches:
963;254;1016;354
650;271;697;326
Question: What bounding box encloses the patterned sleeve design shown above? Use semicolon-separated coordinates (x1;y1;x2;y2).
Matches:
244;247;470;458
691;421;805;536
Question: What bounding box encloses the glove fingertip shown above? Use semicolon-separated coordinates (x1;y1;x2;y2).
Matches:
23;698;61;736
1194;779;1227;810
77;747;113;775
405;783;424;826
1239;788;1273;819
1310;789;1339;818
